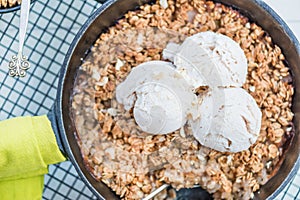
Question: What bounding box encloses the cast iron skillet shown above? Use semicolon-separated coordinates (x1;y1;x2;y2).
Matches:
49;0;300;199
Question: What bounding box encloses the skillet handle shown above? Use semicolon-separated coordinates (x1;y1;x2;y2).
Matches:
47;109;66;157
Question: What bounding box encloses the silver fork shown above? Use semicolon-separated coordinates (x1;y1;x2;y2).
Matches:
8;0;31;77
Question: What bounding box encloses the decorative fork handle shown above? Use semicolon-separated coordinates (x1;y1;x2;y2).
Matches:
8;0;31;77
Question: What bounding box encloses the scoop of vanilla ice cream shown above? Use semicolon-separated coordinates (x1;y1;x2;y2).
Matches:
134;84;183;134
190;87;261;152
171;31;247;88
116;60;199;134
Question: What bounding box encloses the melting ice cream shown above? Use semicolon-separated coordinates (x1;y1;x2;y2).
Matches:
116;61;199;134
190;87;261;152
163;31;248;88
116;31;262;152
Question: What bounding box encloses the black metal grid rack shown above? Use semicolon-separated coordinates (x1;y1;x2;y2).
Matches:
0;0;299;199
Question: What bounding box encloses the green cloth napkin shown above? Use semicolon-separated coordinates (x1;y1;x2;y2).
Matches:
0;115;66;200
0;175;44;200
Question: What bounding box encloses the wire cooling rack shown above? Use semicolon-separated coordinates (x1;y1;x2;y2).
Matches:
0;0;300;199
0;0;100;199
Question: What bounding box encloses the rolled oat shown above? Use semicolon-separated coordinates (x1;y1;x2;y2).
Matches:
71;0;294;199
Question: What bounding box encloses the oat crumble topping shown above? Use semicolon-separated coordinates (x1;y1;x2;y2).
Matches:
71;0;294;199
0;0;21;8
